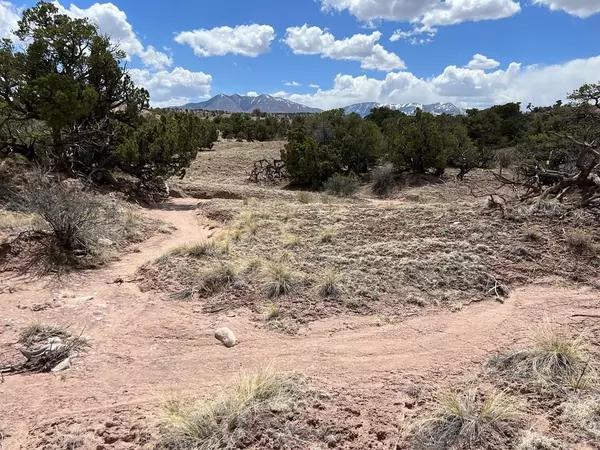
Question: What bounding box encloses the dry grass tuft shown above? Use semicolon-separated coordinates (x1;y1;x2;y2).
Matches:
371;165;397;198
517;431;565;450
282;234;301;249
414;388;519;449
19;322;71;346
158;366;299;450
199;263;243;295
320;227;337;243
317;269;342;298
565;229;597;254
562;395;600;438
296;192;312;204
261;261;298;298
169;240;224;258
523;226;543;242
54;426;85;449
263;302;281;321
491;322;594;388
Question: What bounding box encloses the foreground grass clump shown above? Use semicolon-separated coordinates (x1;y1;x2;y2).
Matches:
159;367;299;449
491;323;594;388
414;388;518;449
261;261;299;298
317;269;342;298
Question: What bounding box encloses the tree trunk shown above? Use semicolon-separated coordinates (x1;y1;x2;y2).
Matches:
52;125;72;177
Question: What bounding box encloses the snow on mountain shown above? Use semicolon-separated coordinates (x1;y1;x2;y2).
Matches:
343;102;466;117
179;94;322;114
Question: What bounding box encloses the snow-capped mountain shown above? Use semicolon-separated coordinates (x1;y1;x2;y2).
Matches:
179;94;322;114
343;102;466;117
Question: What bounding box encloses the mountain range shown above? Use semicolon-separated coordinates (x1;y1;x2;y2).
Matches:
343;102;466;117
180;94;322;114
178;94;466;116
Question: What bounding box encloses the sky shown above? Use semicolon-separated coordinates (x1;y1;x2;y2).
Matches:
0;0;599;110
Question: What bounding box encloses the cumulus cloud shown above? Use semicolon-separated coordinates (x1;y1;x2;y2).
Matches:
466;54;501;70
129;67;212;107
284;81;301;86
309;84;320;88
247;91;259;97
322;0;521;41
56;2;173;70
283;25;405;71
174;24;275;57
390;25;436;44
0;0;19;41
277;55;600;110
321;0;520;24
532;0;600;18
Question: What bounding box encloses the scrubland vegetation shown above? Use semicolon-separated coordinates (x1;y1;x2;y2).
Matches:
1;2;600;450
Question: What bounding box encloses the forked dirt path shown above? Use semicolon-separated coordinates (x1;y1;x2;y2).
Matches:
1;198;599;448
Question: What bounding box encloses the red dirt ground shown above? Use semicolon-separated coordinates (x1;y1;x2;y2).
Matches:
1;198;599;449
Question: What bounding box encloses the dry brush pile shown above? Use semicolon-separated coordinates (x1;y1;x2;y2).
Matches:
0;322;89;374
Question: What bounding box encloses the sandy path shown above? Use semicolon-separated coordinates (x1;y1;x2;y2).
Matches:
1;198;598;448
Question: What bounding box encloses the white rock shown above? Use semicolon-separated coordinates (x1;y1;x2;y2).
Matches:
215;327;236;348
51;358;71;372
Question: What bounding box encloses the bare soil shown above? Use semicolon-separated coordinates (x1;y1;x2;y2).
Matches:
1;140;599;450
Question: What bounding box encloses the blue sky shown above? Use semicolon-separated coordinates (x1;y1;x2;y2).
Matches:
1;0;599;109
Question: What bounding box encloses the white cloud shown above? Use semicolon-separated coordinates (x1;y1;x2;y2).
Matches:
174;24;275;57
309;84;320;88
284;81;301;86
466;53;500;70
0;0;19;41
321;0;521;41
139;46;174;71
321;0;521;24
271;90;289;98
247;91;259;97
277;55;600;110
283;25;405;71
532;0;600;18
390;24;436;44
129;67;212;107
56;2;173;70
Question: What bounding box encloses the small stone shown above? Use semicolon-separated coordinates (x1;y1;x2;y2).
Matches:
51;358;71;372
215;327;236;348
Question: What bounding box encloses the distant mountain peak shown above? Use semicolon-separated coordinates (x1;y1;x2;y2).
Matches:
343;102;466;117
178;94;321;114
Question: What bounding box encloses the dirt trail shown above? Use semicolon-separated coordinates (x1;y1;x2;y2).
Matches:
1;198;598;448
